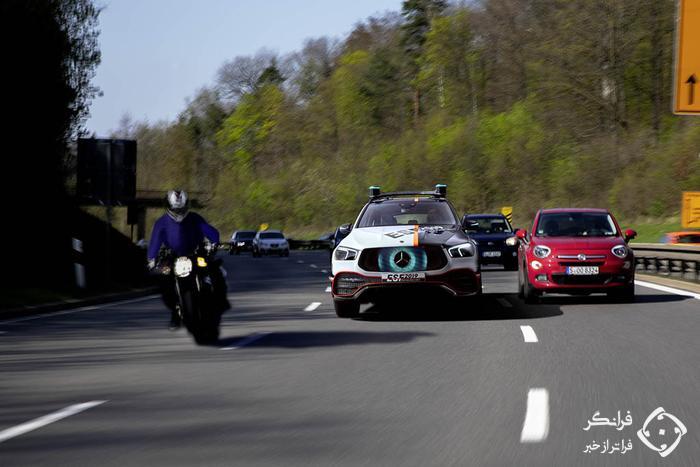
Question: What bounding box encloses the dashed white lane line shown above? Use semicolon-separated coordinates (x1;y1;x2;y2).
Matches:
520;388;549;443
321;269;328;274
0;401;107;444
497;297;513;308
0;295;159;325
635;280;700;300
520;325;538;343
220;332;271;351
297;260;304;264
304;302;322;312
325;286;332;293
309;264;318;269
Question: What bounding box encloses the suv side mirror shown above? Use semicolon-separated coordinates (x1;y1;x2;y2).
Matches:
338;223;352;236
515;229;528;240
624;229;637;242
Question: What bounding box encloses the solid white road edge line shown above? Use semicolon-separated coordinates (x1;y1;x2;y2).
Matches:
0;401;107;444
635;279;700;300
0;295;160;325
220;332;272;350
304;302;322;312
520;388;549;443
520;325;538;343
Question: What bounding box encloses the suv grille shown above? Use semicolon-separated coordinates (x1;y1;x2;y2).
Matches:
359;246;447;272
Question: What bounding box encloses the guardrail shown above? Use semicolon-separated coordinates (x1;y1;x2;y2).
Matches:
288;239;332;250
632;243;700;282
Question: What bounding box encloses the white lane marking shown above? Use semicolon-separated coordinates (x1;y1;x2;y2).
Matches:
321;269;328;274
304;302;322;312
635;280;700;300
325;286;332;293
0;401;107;444
0;331;6;334
309;264;318;269
0;295;159;325
520;388;549;443
497;298;513;308
297;260;304;264
220;332;271;350
520;325;538;343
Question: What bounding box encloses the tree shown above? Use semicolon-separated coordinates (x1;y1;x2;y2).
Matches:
400;0;448;122
1;0;101;289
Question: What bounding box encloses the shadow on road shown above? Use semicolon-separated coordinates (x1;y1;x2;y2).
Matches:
217;330;434;348
356;294;563;322
537;293;689;306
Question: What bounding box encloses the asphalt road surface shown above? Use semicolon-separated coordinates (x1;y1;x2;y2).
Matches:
1;251;699;466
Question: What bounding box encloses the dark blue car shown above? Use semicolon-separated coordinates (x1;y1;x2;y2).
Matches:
462;214;518;270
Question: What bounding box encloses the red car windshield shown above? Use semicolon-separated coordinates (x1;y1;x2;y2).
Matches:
535;212;618;237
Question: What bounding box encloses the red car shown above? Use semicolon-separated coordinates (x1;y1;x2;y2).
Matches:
516;208;637;302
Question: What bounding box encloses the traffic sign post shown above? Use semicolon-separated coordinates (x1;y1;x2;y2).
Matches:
681;191;700;228
674;0;700;114
501;206;513;224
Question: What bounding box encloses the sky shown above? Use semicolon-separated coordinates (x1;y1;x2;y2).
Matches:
87;0;403;136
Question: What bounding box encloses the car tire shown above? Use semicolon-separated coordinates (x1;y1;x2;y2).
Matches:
504;260;519;271
522;267;540;304
334;299;360;318
252;250;260;258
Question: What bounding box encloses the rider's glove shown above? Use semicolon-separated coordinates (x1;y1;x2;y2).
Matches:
147;259;156;270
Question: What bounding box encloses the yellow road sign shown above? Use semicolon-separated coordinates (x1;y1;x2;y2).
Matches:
259;223;269;231
674;0;700;114
681;191;700;228
501;206;513;223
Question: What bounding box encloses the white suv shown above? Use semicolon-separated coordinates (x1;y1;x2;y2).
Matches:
331;185;481;318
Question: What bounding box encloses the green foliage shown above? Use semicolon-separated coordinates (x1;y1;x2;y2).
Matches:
127;0;698;239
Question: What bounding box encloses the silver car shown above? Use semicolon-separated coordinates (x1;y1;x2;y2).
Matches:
252;230;290;257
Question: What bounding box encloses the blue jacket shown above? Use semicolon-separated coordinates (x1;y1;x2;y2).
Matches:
148;212;220;260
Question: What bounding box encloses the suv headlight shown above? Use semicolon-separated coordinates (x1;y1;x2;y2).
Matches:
448;243;475;258
533;245;551;258
334;246;358;261
611;245;628;258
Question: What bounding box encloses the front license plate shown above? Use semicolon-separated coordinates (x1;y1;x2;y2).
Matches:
566;266;599;275
483;251;501;258
381;273;426;282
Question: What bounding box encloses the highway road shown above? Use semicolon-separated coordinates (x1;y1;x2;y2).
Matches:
1;250;699;466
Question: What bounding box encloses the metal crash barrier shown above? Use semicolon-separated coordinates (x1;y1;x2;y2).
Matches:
632;243;700;282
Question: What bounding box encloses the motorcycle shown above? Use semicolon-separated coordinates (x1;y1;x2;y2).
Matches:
157;243;224;345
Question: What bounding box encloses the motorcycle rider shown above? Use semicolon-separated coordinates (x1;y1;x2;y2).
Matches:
148;189;230;329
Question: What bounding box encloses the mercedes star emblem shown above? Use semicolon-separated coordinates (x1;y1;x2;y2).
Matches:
394;251;411;268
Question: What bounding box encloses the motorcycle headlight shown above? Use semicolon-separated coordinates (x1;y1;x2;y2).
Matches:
533;245;551;258
334;246;358;261
196;257;208;267
174;257;193;277
611;245;628;258
505;236;518;247
448;243;475;258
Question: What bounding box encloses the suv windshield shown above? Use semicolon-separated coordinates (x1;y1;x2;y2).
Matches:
464;217;512;234
261;232;284;239
357;199;458;228
535;212;617;237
